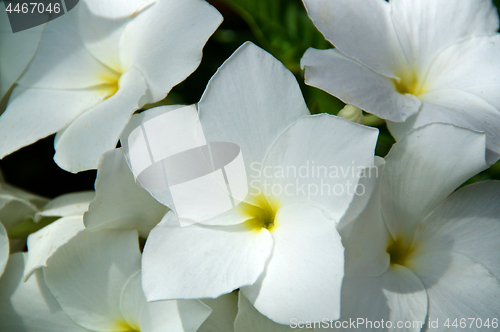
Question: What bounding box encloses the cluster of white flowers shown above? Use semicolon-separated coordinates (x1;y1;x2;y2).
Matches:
0;0;500;331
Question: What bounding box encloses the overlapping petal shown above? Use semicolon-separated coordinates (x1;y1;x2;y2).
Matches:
337;158;390;277
381;124;487;239
241;202;343;324
413;181;500;280
302;0;405;78
0;87;106;160
84;149;167;237
84;0;154;19
0;253;90;332
0;11;44;100
43;230;141;331
119;0;223;102
34;191;94;221
76;2;130;72
390;0;498;72
338;266;427;332
301;48;421;122
389;90;500;165
17;8;113;90
24;216;85;281
53;67;148;172
410;252;500;330
199;42;310;169
120;271;211;332
260;114;378;221
142;212;273;301
425;35;500;111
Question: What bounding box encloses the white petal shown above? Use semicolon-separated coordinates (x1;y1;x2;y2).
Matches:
382;123;487;238
84;149;167;238
337;266;427;332
391;0;498;73
235;292;305;332
53;66;148;172
0;87;105;159
120;271;211;332
199;42;310;169
0;223;8;277
24;216;86;281
0;253;89;332
302;0;405;78
410;251;500;330
391;90;500;164
119;0;222;102
119;104;205;211
424;35;500;112
43;230;141;331
35;191;94;221
338;158;391;277
387;88;500;164
75;1;128;71
18;8;115;90
142;212;273;301
85;0;154;19
0;11;43;98
242;202;343;324
413;181;500;280
199;293;238;332
260;114;378;221
337;157;384;229
119;272;144;330
301;48;421;122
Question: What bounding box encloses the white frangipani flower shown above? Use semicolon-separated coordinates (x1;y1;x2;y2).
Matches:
336;123;500;331
140;43;378;324
0;0;222;172
84;148;168;237
301;0;500;163
41;229;212;332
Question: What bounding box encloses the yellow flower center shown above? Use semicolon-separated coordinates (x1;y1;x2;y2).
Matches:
114;319;140;332
99;69;122;100
393;69;427;97
238;194;280;233
386;236;417;268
